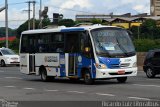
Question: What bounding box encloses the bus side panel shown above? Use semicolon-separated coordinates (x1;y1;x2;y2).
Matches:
20;54;29;74
65;53;69;77
59;54;66;77
35;53;60;77
91;59;96;79
77;54;96;79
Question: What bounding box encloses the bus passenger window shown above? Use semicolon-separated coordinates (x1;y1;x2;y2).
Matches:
65;33;79;53
38;38;44;52
56;43;64;52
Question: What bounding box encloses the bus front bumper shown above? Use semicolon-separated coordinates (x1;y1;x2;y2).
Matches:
95;67;137;79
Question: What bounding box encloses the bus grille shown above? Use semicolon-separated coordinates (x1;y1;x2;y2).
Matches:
111;63;130;68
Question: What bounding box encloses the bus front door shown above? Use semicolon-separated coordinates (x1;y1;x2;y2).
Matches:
29;54;35;74
20;54;30;74
68;54;78;76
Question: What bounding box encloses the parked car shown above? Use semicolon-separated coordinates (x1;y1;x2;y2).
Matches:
0;47;20;67
143;49;160;78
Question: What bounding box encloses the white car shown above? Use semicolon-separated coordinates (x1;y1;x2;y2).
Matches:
0;48;20;67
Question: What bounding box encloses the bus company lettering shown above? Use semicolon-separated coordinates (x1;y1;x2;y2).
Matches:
44;56;58;62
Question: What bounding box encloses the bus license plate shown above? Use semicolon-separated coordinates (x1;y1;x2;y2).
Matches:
118;70;125;75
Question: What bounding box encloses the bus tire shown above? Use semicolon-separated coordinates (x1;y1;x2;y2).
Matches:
40;67;50;82
1;60;6;67
117;77;127;83
84;70;94;85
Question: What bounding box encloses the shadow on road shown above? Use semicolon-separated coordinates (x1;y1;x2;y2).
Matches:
22;76;130;86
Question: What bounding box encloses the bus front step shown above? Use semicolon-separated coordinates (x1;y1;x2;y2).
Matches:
29;72;36;74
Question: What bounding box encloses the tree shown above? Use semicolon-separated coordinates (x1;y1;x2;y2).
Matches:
130;26;139;39
0;27;16;37
9;39;19;53
130;19;160;39
91;18;102;24
140;19;158;39
16;18;52;38
58;19;75;27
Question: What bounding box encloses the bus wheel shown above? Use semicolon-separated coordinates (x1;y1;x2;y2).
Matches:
1;60;6;67
84;71;94;85
40;68;50;82
117;77;127;83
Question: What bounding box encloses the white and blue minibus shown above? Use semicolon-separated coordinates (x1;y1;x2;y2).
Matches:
20;25;137;84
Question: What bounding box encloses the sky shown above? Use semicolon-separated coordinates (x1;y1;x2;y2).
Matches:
0;0;150;29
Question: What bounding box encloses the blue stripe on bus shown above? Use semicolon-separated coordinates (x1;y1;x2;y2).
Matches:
76;54;96;78
60;67;66;77
60;54;66;77
60;28;85;32
98;57;120;69
91;59;96;79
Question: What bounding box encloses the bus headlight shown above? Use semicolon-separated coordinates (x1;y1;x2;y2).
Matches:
95;63;107;69
132;62;137;67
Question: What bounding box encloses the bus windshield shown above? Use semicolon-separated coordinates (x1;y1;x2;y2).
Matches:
91;28;136;58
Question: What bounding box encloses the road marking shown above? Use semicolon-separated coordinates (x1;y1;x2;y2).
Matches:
0;70;4;72
45;90;59;92
16;78;23;80
67;91;85;94
5;77;18;79
133;84;160;88
4;77;22;80
4;86;16;88
96;93;115;97
23;88;35;90
128;97;150;100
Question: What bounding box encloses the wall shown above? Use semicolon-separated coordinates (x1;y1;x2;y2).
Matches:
137;52;146;71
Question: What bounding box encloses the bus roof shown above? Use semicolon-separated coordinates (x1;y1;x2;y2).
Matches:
21;25;123;35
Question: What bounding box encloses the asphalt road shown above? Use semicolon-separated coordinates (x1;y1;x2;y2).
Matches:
0;67;160;107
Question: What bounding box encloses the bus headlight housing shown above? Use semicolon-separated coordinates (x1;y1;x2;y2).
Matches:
95;63;107;69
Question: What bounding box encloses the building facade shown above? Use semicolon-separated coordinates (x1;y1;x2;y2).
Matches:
151;0;160;16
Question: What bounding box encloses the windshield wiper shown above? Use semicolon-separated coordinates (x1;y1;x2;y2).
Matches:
115;38;130;57
97;52;112;57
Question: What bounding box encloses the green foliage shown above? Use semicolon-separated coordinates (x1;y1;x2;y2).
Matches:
58;19;75;27
130;19;160;51
0;27;16;37
91;18;102;24
16;18;52;38
130;26;139;39
130;19;160;39
0;39;19;53
134;39;160;52
9;39;19;53
141;19;157;29
0;41;6;47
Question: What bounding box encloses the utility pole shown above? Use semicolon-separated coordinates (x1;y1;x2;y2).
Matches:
5;0;8;48
33;1;36;29
25;1;36;30
39;0;42;28
28;1;31;30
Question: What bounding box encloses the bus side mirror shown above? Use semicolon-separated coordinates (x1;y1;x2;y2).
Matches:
84;47;90;53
